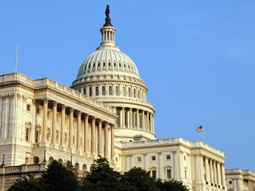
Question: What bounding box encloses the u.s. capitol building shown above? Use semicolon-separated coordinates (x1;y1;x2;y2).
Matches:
0;7;227;191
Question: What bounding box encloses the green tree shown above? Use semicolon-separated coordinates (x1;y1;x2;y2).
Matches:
156;178;189;191
42;160;80;191
7;174;44;191
119;167;159;191
80;156;121;191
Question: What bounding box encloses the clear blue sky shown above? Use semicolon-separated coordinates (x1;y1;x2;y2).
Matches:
1;1;255;171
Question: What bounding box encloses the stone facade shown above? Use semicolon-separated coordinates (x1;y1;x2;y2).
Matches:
0;11;229;191
225;169;255;191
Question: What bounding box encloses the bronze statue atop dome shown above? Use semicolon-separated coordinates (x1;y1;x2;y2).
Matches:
103;5;113;27
105;5;110;18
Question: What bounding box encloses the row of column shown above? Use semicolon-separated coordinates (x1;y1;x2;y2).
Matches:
117;107;154;133
79;84;146;101
41;99;115;159
203;156;226;188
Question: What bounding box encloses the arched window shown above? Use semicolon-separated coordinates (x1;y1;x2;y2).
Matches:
116;109;120;126
96;86;99;96
109;86;112;95
119;63;121;67
128;88;131;97
89;86;92;97
83;87;87;95
116;86;119;95
108;62;111;66
102;86;106;95
123;87;126;96
138;90;140;99
98;63;100;67
134;89;136;98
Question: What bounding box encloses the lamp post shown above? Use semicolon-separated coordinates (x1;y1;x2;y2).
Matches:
70;153;73;167
43;148;47;163
1;151;5;167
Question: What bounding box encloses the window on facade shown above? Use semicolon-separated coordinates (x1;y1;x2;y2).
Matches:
167;169;171;179
152;170;156;178
128;88;131;97
119;63;121;67
134;89;136;98
103;62;106;66
102;86;106;95
116;109;120;126
124;64;126;68
93;63;95;68
35;131;39;143
116;86;119;95
109;86;112;95
151;156;156;161
138;90;140;99
26;104;31;112
114;63;116;67
108;62;111;66
184;169;187;179
96;86;99;96
229;181;232;184
25;128;30;142
88;64;91;69
116;157;118;162
89;87;92;97
98;63;100;67
166;155;171;160
84;87;87;95
36;108;40;115
78;88;81;92
184;155;186;160
137;157;142;162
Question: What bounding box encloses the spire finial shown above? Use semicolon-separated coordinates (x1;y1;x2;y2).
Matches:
104;5;112;27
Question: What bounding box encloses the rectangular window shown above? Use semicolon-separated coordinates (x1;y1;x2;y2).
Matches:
167;169;171;179
166;155;171;159
25;128;29;142
184;155;186;160
137;157;141;162
116;86;119;95
26;104;31;112
89;87;92;97
151;156;156;161
36;108;40;115
96;86;99;96
152;170;156;178
84;87;87;95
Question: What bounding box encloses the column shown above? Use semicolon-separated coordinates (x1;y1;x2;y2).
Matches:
98;120;102;156
61;105;65;146
111;124;115;159
120;108;123;128
209;159;213;184
105;122;109;158
137;109;140;129
43;99;48;141
77;111;81;150
146;112;149;131
127;109;130;128
217;162;221;186
122;108;125;128
213;161;216;184
91;117;96;155
84;114;88;153
221;164;226;188
172;150;177;178
52;102;57;144
205;157;210;183
130;108;133;128
142;111;145;130
69;108;73;148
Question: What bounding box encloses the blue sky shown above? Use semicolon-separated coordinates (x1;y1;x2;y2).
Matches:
1;1;255;171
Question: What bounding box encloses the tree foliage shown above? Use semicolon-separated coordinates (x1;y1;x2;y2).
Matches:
8;157;188;191
80;156;121;191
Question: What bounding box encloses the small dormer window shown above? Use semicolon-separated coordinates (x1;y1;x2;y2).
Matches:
98;63;100;67
103;62;106;66
128;65;130;69
114;63;116;66
93;64;95;68
109;62;111;66
88;64;91;69
119;63;121;67
124;64;126;68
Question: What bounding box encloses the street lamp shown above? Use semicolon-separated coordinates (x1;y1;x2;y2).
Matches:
70;153;73;167
1;151;5;167
43;148;47;163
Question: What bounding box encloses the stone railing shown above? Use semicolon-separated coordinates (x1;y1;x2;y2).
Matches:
0;73;114;114
120;137;224;156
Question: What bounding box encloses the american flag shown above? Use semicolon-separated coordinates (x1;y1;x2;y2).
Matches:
196;125;203;132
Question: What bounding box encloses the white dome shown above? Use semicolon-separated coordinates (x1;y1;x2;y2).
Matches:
76;49;140;79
